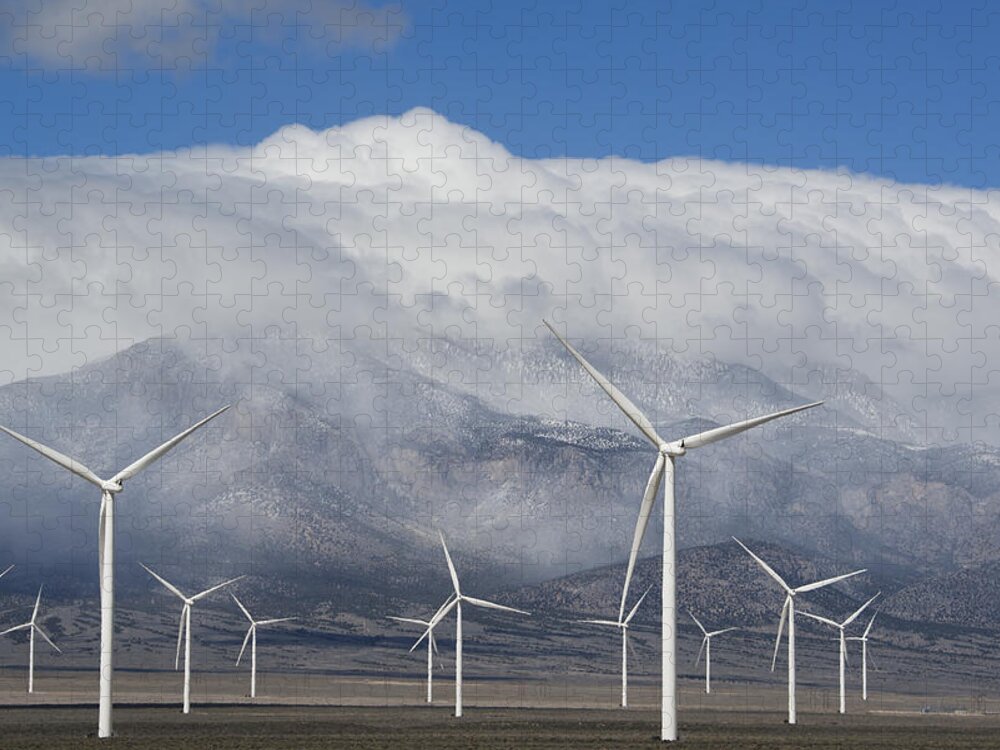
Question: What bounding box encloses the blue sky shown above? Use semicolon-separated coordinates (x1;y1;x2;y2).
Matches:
0;0;995;187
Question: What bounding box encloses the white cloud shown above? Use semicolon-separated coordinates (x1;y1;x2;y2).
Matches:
0;0;404;70
2;108;999;442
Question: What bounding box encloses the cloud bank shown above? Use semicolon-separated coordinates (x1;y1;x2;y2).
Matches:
1;108;999;443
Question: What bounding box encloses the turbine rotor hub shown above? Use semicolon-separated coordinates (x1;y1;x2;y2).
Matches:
101;480;124;494
659;442;685;457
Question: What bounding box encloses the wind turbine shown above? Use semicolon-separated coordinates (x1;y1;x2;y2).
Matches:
845;610;879;701
578;585;652;708
733;537;865;725
387;596;454;704
688;611;737;695
801;593;880;713
411;532;529;718
140;563;243;714
0;405;230;738
0;585;61;693
231;594;295;699
544;319;823;741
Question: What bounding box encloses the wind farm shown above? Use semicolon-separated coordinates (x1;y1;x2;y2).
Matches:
732;537;866;725
0;334;992;748
801;593;881;714
545;319;824;741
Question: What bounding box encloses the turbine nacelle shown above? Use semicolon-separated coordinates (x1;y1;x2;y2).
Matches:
101;480;124;494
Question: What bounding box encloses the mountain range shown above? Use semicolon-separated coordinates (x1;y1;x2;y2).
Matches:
0;332;997;645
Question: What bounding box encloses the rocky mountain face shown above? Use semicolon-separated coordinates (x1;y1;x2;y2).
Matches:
0;332;996;625
506;540;889;628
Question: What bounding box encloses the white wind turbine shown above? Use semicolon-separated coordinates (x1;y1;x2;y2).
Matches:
411;532;530;718
232;594;295;699
388;596;454;704
0;405;230;738
845;610;879;701
733;537;865;725
578;585;652;708
801;593;880;714
544;319;823;741
140;563;243;714
688;611;737;695
0;585;61;693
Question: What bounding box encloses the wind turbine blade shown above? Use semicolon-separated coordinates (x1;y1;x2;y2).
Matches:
732;537;792;594
794;569;866;593
577;619;623;627
409;630;431;655
191;575;245;602
771;598;788;672
0;564;14;579
231;593;254;623
33;624;60;653
864;611;879;638
110;405;231;484
625;585;653;625
438;531;462;596
258;617;295;626
694;636;706;667
428;594;457;625
543;319;663;447
175;606;186;670
843;638;849;667
627;632;639;661
799;611;839;629
98;492;108;585
31;585;42;624
868;648;879;672
410;598;459;653
0;425;105;488
463;595;530;616
688;610;708;636
140;563;188;602
619;453;665;620
428;596;459;628
387;616;430;628
679;401;823;450
430;630;439;656
236;626;253;666
708;627;738;637
0;623;30;636
843;592;881;627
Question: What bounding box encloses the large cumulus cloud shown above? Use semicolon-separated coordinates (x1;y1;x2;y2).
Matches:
1;108;999;443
